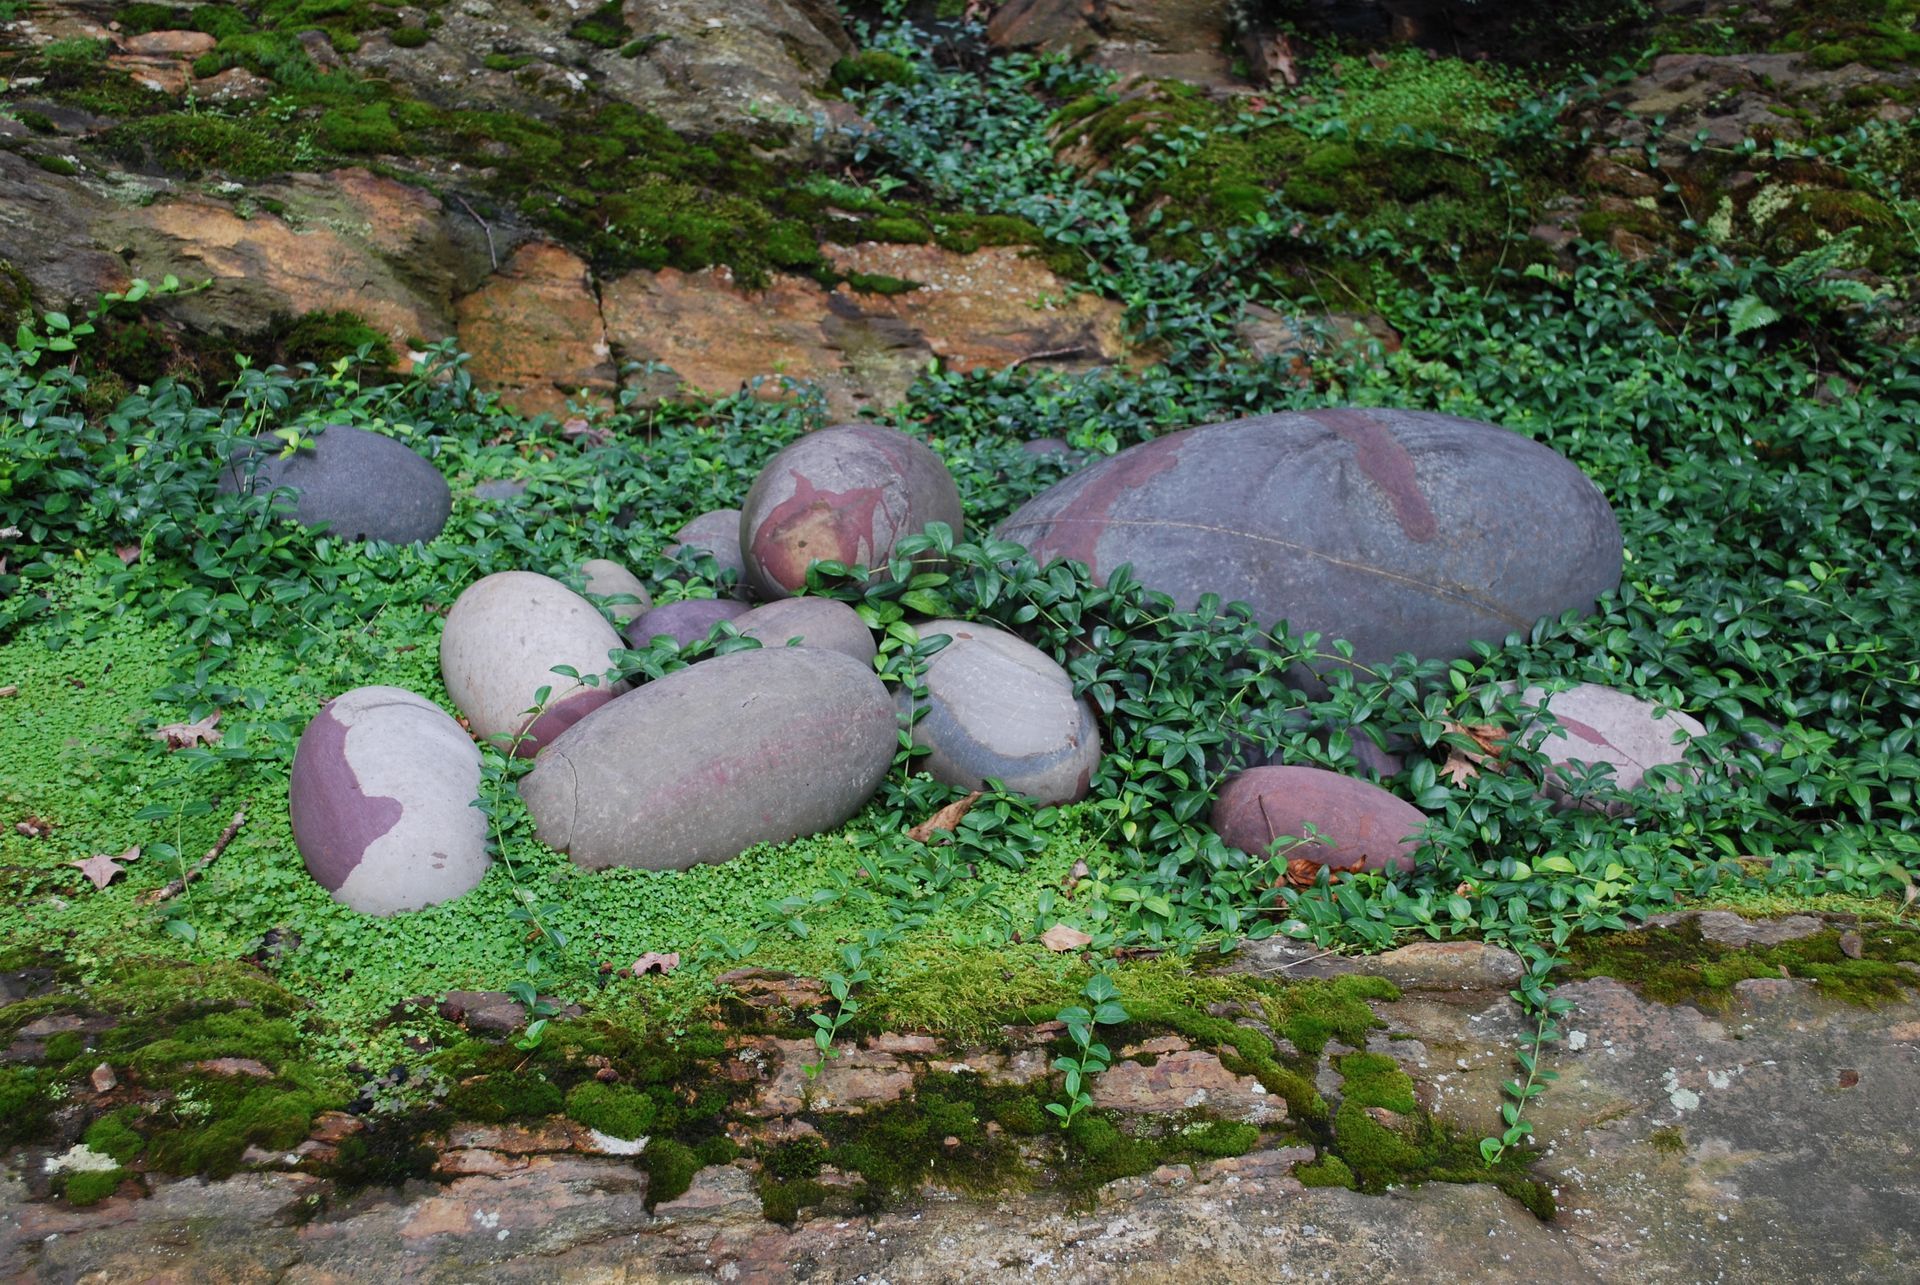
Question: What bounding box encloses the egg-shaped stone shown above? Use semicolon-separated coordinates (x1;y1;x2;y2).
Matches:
519;648;896;871
579;559;652;625
440;571;626;757
218;424;452;544
737;598;877;665
901;619;1099;804
625;597;751;648
1517;682;1706;808
740;424;964;600
666;508;748;598
289;686;490;915
997;408;1621;670
1213;766;1426;873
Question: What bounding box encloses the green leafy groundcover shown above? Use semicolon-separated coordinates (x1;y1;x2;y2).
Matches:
0;16;1916;1194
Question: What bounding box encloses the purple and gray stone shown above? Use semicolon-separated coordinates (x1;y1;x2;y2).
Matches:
996;408;1622;670
625;597;751;648
739;424;964;600
901;619;1100;804
218;424;452;545
579;559;653;626
440;571;626;757
288;685;490;915
1516;682;1706;808
736;597;878;665
666;508;749;598
519;648;896;871
1213;765;1426;873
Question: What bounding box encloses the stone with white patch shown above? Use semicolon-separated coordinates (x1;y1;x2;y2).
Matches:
289;685;490;915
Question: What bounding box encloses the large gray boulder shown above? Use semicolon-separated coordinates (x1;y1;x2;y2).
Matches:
219;424;452;545
902;619;1100;804
740;424;964;599
997;408;1622;671
519;648;895;871
440;571;627;756
289;686;491;915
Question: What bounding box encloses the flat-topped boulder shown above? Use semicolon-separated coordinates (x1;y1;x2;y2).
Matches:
998;408;1621;671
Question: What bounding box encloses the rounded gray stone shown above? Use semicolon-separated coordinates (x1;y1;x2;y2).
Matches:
219;423;451;544
740;424;964;600
666;508;748;598
625;597;750;648
289;685;490;915
996;408;1622;669
440;571;627;757
901;619;1100;804
520;647;896;871
736;598;877;665
579;558;653;626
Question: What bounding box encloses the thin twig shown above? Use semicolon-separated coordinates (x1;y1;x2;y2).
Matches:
1008;344;1091;370
452;192;499;270
140;810;245;905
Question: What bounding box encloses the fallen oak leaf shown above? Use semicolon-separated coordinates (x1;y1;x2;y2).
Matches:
1439;751;1481;787
71;846;140;891
907;790;983;843
1040;923;1093;953
1283;855;1365;888
115;545;140;565
152;712;221;750
631;952;681;977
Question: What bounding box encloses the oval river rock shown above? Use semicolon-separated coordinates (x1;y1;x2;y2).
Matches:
997;408;1622;669
219;423;452;545
519;648;896;871
740;424;964;600
440;571;626;756
289;686;490;915
1213;765;1426;873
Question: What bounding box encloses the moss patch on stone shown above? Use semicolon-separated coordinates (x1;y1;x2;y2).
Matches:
1561;921;1920;1008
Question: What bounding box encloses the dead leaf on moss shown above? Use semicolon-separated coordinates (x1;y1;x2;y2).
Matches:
908;790;982;843
631;952;681;976
1041;923;1092;953
71;846;140;890
152;712;221;750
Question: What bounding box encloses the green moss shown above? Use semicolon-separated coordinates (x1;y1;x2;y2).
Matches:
14;111;58;135
42;1029;85;1062
482;53;534;72
1335;1051;1419;1113
762;1135;828;1181
61;1168;125;1206
446;1073;565;1123
43;38;111;70
1180;1119;1260;1158
830;51;918;94
389;25;430;48
190;4;258;41
569;0;629;50
642;1137;701;1205
101;113;297;180
1561;922;1920;1009
1648;1125;1687;1154
862;216;933;245
84;1110;147;1164
145;1083;326;1177
318;102;402;154
759;1177;827;1223
114;3;185;35
841;272;923;296
565;1081;657;1140
0;1067;50;1144
1296;1153;1356;1187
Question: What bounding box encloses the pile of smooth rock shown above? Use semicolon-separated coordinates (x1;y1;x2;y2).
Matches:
279;409;1697;915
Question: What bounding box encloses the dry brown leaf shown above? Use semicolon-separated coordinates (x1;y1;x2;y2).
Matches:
0;685;17;698
1284;856;1365;888
71;846;140;891
1040;923;1093;953
908;790;983;843
631;951;681;976
153;712;222;750
1439;751;1481;787
115;545;141;565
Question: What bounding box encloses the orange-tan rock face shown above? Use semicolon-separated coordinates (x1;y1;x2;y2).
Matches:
453;243;616;416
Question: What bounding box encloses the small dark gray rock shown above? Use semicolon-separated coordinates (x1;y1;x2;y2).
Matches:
220;424;451;544
667;508;749;597
626;597;750;648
